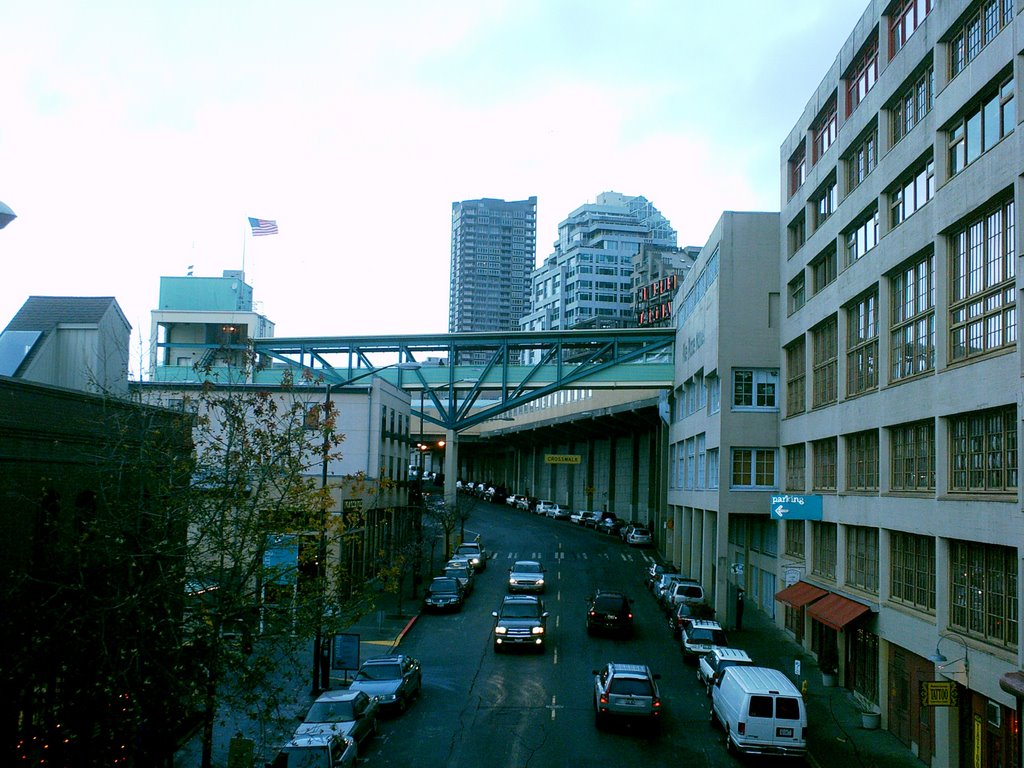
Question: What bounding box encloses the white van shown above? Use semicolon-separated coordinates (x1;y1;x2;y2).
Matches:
710;666;807;758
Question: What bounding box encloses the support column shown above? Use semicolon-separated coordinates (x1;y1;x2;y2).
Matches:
444;429;458;508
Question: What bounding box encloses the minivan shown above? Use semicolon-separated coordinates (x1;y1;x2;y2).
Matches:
710;666;807;758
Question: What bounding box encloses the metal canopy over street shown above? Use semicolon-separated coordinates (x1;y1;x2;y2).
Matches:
253;328;674;433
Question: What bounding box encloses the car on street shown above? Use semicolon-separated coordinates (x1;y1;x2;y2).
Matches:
697;647;754;696
663;579;706;613
592;662;662;733
492;594;549;652
294;689;378;749
570;510;597;525
680;618;729;662
515;496;533;511
624;526;653;547
668;600;715;639
597;516;626;536
645;562;678;592
507;494;527;509
454;540;487;571
270;732;357;767
347;654;423;714
507;560;546;593
653;574;697;610
443;559;475;595
422;576;465;612
585;589;634;637
535;500;559;516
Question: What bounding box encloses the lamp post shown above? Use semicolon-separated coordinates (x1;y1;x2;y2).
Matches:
313;360;420;695
927;631;970;687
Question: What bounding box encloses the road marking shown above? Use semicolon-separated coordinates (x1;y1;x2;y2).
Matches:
580;552;588;559
547;696;563;721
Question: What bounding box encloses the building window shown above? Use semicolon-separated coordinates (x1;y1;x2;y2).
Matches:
845;209;880;267
890;250;935;380
709;375;721;414
789;212;807;256
889;158;934;227
708;448;719;489
812;316;838;408
686;438;696;489
785;519;806;558
846;126;878;192
788;272;806;316
812;521;838;579
812;437;838;491
892;63;934;145
786;338;807;417
846;526;879;593
697;434;706;489
786;443;806;492
846;36;879;114
950;540;1018;647
889;0;933;57
731;448;778;489
949;405;1018;492
812;96;838;163
789;143;807;197
891;531;936;611
733;369;779;410
890;420;936;491
812;179;838;229
846;430;879;491
812;245;837;294
949;77;1015;176
949;0;1014;79
949;199;1016;362
847;291;878;396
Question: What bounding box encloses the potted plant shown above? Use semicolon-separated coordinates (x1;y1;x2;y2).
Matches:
860;706;881;730
818;644;839;687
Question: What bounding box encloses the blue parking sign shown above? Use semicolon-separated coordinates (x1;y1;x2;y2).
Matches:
769;494;823;520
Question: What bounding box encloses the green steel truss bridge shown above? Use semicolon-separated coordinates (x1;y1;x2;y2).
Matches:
253;328;674;433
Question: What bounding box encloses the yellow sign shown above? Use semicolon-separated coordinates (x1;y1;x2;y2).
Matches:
919;681;959;707
974;714;983;768
544;454;581;465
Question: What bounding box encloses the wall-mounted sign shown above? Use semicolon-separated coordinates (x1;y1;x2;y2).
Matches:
545;454;581;465
263;534;298;585
919;681;959;707
636;274;679;327
343;498;363;514
769;494;823;521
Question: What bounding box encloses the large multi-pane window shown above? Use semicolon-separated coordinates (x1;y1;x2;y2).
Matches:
891;531;935;611
785;519;805;558
847;291;878;396
812;521;838;579
697;434;706;489
788;272;806;315
812;437;838;491
786;338;806;416
891;64;934;144
949;199;1016;361
846;430;879;491
812;245;837;294
845;209;879;267
733;369;779;410
708;448;719;489
949;405;1018;492
812;180;838;228
731;448;777;489
789;212;807;256
890;158;934;227
785;443;806;492
890;420;936;491
950;541;1017;647
846;126;878;192
890;251;935;380
846;526;879;592
949;0;1015;79
812;316;838;408
889;0;933;57
789;143;807;198
846;37;878;114
813;97;838;163
949;77;1015;176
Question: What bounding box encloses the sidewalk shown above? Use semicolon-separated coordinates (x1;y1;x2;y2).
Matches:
733;607;921;768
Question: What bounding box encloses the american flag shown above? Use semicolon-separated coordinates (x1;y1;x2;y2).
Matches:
248;217;278;236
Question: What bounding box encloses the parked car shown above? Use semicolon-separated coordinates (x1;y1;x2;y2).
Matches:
645;562;678;592
347;654;422;714
422;576;465;612
582;512;604;529
294;689;378;749
535;500;559;516
270;732;357;767
492;594;549;653
598;516;626;536
668;600;715;639
570;510;595;525
663;579;706;613
625;526;653;547
585;589;634;637
508;560;546;593
592;662;663;733
655;574;699;611
710;666;807;758
454;540;487;571
697;647;754;696
681;618;729;662
515;496;533;511
618;523;641;541
508;494;527;509
443;560;474;595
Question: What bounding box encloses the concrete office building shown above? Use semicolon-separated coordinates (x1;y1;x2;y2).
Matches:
667;211;781;630
778;2;1021;766
449;196;537;349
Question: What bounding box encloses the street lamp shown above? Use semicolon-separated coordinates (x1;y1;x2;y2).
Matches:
928;632;970;686
313;359;420;694
0;201;15;229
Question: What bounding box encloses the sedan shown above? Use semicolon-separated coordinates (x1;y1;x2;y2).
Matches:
295;689;378;749
347;654;423;714
422;577;465;612
508;560;546;594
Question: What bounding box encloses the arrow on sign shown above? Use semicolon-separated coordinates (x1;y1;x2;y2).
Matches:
773;505;787;519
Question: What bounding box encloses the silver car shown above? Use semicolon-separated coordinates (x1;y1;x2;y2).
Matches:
508;560;546;593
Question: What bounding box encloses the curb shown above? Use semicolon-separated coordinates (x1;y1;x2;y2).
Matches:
395;613;419;643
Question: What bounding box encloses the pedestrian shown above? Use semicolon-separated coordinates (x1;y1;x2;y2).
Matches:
735;587;745;632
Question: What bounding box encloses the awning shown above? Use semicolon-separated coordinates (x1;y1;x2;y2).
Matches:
775;581;828;608
1000;671;1024;699
807;593;872;631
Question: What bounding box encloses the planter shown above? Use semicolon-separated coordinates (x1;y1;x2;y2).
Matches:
861;711;880;730
821;672;838;687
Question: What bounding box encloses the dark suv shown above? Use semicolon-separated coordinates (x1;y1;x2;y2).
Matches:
492;595;549;652
585;589;634;637
592;662;662;733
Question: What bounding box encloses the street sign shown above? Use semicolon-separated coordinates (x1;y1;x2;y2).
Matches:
920;681;959;707
769;494;823;520
545;454;581;464
332;632;360;671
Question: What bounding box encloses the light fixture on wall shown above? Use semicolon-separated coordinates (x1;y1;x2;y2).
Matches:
927;632;969;686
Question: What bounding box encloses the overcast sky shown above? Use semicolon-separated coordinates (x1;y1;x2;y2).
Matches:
1;0;869;377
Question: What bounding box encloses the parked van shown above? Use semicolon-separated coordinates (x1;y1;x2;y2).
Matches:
710;666;807;758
